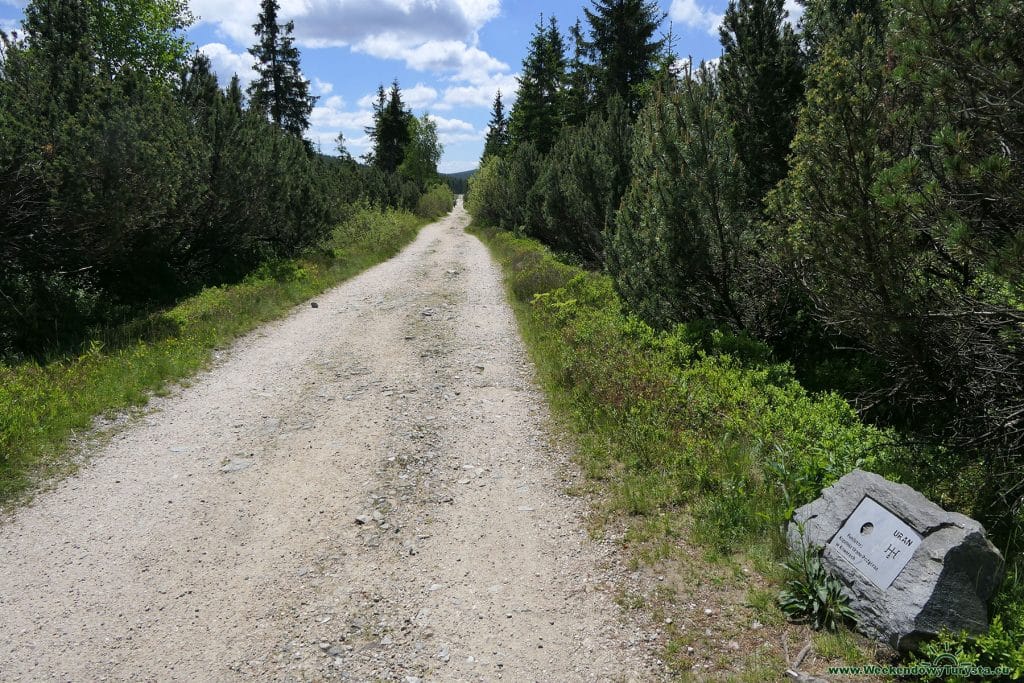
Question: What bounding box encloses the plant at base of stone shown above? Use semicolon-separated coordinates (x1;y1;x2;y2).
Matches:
778;532;855;632
913;562;1024;680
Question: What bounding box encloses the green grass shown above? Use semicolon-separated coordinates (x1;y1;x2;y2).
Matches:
469;220;1023;676
469;222;901;559
0;206;428;504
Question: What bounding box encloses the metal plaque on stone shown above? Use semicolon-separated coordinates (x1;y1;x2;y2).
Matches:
826;496;921;590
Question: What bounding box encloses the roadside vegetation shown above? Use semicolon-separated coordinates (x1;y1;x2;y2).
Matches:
0;205;439;504
0;0;454;502
469;0;1022;675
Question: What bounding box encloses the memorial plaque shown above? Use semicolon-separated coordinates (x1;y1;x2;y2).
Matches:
826;496;921;590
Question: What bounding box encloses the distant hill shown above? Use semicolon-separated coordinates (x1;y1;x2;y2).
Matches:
441;168;477;194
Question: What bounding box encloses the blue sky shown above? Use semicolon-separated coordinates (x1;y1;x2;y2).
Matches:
1;0;799;173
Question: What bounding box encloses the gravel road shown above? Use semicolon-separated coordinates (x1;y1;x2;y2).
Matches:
0;200;664;682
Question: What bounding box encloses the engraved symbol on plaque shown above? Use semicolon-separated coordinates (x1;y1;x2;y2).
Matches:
826;496;921;590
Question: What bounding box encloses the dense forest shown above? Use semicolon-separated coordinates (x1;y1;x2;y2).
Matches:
0;0;451;361
468;0;1023;666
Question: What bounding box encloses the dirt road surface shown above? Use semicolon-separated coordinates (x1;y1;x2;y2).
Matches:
0;201;664;682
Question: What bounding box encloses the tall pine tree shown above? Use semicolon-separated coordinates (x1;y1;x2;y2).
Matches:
247;0;316;138
508;16;566;154
563;19;594;127
481;90;509;160
718;0;803;207
367;80;412;174
582;0;665;116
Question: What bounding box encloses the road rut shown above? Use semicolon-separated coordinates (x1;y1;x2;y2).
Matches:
0;201;662;682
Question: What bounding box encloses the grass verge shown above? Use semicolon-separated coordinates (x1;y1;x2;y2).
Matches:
0;207;428;505
469;222;918;679
474;218;1024;680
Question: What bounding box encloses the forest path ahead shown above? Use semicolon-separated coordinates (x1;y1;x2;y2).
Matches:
0;200;661;682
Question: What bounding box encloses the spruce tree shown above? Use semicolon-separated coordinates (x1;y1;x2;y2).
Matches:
481;90;509;160
582;0;665;116
247;0;316;138
226;74;243;113
179;52;219;124
797;0;886;62
563;19;594;127
718;0;803;206
508;16;566;154
368;80;412;174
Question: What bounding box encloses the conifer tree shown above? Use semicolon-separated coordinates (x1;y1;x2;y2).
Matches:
481;90;509;160
179;52;219;123
609;64;760;331
582;0;665;116
563;19;594;127
367;80;412;174
226;74;243;113
718;0;803;206
508;16;566;153
797;0;885;62
247;0;316;138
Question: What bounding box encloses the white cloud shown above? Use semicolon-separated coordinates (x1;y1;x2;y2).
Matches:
784;0;804;25
189;0;512;109
357;82;438;110
198;42;257;87
403;83;439;108
428;114;474;133
353;36;508;85
191;0;498;49
313;77;334;95
438;130;484;145
453;0;500;27
310;103;373;130
669;0;723;36
435;73;518;110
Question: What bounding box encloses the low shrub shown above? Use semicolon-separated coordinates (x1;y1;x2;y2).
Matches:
414;183;455;219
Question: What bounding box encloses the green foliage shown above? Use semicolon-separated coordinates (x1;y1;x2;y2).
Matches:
481;90;509;160
471;142;545;234
535;95;632;266
608;64;767;334
247;0;316;138
771;7;1024;543
399;114;443;191
798;0;886;62
0;13;365;359
414;183;455;220
21;0;193;83
366;81;413;173
718;0;804;205
465;155;506;226
562;20;593;128
508;16;567;154
91;0;194;79
778;537;856;631
473;224;901;560
0;207;426;502
581;0;666;116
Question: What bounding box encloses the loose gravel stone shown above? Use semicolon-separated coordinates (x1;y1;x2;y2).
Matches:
0;200;664;682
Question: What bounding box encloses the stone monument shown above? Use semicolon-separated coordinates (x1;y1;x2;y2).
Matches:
788;469;1004;651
